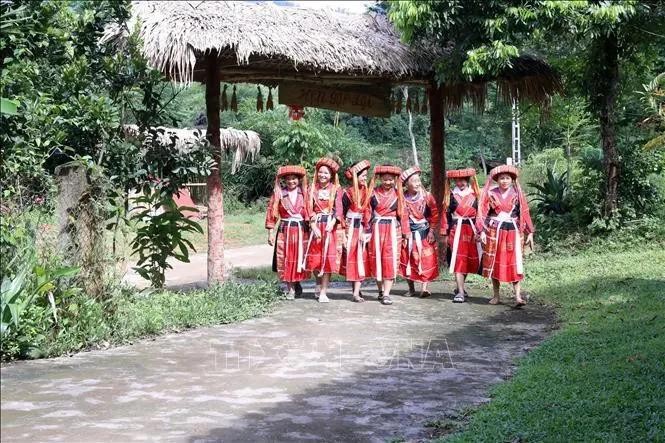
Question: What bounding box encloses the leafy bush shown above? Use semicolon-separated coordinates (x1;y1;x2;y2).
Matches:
529;168;570;215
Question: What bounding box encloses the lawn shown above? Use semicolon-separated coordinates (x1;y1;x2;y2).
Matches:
440;246;665;442
184;212;266;252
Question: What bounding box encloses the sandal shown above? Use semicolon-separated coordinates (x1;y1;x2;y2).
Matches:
513;298;527;308
488;297;501;305
404;290;417;297
377;294;384;301
420;290;432;298
381;296;393;305
453;293;465;303
352;294;365;303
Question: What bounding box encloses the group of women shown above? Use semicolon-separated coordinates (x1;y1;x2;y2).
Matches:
265;157;534;308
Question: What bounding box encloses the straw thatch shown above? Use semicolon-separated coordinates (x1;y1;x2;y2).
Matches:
102;1;437;84
104;1;561;109
123;125;261;173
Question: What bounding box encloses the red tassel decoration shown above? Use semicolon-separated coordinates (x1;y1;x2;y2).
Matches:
267;88;274;111
256;86;264;112
221;84;228;112
231;85;238;113
421;94;428;114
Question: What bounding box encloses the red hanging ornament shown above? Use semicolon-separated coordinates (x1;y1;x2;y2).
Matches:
231;85;238;113
256;86;264;112
266;87;274;111
288;105;305;121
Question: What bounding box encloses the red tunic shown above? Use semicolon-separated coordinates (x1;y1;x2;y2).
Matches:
366;187;410;281
305;182;343;275
399;191;440;282
476;187;534;282
339;186;370;281
265;188;310;283
440;189;481;275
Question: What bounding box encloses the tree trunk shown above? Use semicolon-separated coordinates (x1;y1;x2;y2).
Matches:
404;87;419;167
205;53;224;284
597;33;620;216
428;84;445;264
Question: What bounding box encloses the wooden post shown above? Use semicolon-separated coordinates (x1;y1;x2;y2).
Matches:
205;53;224;284
428;84;446;263
428;84;445;215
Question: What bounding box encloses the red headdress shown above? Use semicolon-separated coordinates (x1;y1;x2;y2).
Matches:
400;166;421;184
443;167;481;211
369;164;405;220
272;165;308;219
309;157;340;214
345;160;371;209
476;164;532;232
344;160;371;180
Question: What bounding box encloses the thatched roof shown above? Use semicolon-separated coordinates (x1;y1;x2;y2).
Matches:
103;1;437;84
104;1;561;108
123;125;261;173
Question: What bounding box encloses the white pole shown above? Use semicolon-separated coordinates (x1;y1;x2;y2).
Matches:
511;98;521;166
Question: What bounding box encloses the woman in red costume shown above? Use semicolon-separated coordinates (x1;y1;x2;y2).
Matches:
305;157;343;303
476;164;534;307
339;160;372;303
266;165;310;299
440;168;482;303
366;165;409;305
399;166;439;298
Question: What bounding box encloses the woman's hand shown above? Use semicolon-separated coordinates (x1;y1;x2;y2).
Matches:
525;233;534;249
325;218;336;233
426;230;435;244
340;231;347;248
267;229;275;246
480;231;487;244
362;233;371;243
311;225;322;239
402;235;408;247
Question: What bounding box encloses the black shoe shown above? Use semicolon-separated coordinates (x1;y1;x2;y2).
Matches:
294;282;303;297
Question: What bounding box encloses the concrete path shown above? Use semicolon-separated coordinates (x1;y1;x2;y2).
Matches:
122;244;274;289
1;281;555;443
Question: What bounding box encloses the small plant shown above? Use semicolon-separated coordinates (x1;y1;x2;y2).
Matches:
130;195;203;288
529;167;570;215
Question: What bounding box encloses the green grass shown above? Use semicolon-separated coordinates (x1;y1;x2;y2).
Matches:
1;282;280;360
441;246;665;442
182;212;266;252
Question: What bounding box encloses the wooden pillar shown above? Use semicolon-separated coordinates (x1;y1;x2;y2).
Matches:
205;53;224;284
428;84;445;215
428;83;446;264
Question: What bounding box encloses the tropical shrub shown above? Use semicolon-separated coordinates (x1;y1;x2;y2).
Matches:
529;168;570;215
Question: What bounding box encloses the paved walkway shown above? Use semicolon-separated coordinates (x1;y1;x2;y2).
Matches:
122;244;275;289
1;280;555;442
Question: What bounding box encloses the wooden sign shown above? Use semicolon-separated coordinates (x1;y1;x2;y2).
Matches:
278;81;392;118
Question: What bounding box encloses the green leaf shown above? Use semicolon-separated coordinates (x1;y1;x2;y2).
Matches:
1;97;19;115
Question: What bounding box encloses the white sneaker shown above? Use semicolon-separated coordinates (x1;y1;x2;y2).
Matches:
285;291;295;300
318;293;330;303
